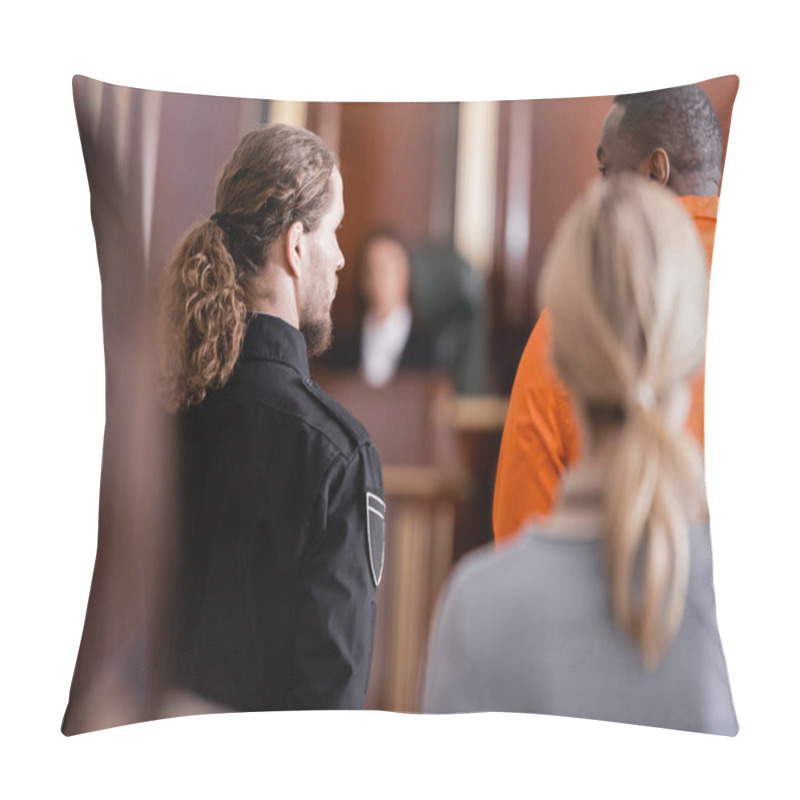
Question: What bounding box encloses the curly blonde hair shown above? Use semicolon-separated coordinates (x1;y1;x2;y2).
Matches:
539;175;709;667
158;124;337;412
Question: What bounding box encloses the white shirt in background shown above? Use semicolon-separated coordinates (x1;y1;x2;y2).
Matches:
361;305;412;387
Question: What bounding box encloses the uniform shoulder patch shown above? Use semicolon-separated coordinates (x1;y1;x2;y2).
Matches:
365;491;386;587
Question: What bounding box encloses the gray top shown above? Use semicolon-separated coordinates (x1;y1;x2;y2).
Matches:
421;522;738;735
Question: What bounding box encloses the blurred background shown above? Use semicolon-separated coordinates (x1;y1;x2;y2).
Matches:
67;75;736;724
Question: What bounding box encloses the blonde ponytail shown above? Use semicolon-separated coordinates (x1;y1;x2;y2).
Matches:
539;175;709;666
605;395;705;665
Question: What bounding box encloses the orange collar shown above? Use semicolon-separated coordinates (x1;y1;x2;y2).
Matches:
678;194;719;223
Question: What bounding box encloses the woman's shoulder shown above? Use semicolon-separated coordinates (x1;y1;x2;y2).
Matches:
440;529;566;613
446;533;530;589
440;518;713;621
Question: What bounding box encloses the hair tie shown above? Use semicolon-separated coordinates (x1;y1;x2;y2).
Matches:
630;380;656;412
210;211;231;235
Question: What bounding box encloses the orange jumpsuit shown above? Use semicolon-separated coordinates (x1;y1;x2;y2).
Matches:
492;195;719;545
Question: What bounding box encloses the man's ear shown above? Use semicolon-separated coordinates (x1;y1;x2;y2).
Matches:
647;148;670;186
284;221;304;279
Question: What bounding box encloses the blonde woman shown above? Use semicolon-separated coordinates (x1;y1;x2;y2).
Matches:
421;175;737;734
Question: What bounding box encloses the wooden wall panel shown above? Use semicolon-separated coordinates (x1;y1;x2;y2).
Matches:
148;92;244;273
526;94;614;314
490;94;611;391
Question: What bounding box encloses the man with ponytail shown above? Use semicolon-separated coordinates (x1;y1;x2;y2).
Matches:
158;124;385;712
422;176;737;734
493;83;726;545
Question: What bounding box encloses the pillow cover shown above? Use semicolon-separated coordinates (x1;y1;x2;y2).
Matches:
63;74;738;735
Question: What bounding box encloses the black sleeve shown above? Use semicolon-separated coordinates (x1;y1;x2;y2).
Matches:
290;443;385;709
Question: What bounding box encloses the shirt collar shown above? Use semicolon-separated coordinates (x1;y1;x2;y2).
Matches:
241;312;310;379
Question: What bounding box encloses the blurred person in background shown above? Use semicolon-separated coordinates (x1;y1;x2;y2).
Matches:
328;228;437;386
422;176;737;735
158;123;385;713
493;83;725;544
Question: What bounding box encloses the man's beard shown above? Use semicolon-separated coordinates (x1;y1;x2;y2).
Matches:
300;312;333;358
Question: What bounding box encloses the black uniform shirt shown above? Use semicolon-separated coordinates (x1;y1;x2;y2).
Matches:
174;313;385;711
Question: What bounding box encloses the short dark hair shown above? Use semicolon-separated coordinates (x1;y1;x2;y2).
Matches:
614;84;723;185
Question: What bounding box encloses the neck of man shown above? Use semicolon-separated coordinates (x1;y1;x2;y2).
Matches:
247;261;300;330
